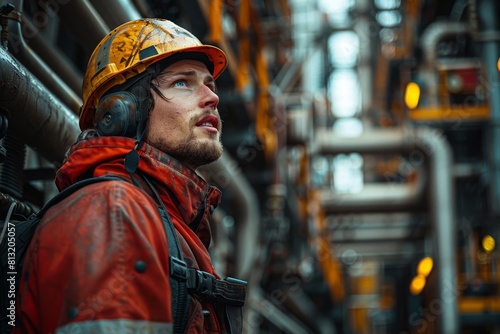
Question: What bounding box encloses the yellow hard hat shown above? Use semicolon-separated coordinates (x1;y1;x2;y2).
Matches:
80;18;227;131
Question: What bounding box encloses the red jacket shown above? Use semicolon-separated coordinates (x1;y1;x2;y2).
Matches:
14;136;227;333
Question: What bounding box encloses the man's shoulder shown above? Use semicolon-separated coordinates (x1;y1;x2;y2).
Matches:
44;178;154;220
36;178;160;242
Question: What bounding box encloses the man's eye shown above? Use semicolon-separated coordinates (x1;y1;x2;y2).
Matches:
173;80;187;87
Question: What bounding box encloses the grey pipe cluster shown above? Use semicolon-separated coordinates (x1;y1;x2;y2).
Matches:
0;46;79;163
315;127;458;334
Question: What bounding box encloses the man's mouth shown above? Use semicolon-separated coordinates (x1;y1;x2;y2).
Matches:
196;115;219;130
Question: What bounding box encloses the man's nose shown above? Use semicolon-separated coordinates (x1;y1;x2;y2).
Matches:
200;85;219;109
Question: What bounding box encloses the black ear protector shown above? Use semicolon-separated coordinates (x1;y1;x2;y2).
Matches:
94;91;139;137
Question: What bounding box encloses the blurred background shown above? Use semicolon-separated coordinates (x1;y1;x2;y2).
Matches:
0;0;499;333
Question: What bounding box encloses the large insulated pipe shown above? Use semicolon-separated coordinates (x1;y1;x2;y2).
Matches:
0;44;80;164
201;152;260;281
316;127;458;334
58;0;109;53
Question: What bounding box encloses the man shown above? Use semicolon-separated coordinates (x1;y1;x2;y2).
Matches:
14;18;245;333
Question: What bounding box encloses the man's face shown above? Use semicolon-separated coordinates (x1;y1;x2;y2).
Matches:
145;59;223;169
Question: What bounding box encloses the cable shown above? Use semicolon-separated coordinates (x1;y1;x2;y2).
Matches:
0;201;17;246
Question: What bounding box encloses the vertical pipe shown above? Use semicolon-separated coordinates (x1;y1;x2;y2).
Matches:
477;0;500;214
417;128;458;334
201;152;260;281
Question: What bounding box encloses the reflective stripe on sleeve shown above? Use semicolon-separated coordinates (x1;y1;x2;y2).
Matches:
55;319;173;334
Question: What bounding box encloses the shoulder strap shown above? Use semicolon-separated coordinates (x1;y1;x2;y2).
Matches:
139;174;190;334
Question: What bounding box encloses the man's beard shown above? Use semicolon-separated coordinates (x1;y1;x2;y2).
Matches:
168;137;223;168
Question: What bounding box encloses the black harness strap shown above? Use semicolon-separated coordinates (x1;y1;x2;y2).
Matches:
140;174;190;334
226;304;244;334
39;176;125;216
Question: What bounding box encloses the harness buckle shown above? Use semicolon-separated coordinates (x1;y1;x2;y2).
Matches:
172;260;248;308
187;269;216;296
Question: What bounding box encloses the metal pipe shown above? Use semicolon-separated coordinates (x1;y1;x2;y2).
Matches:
476;0;500;214
200;152;260;281
57;0;109;53
246;288;311;334
316;127;458;334
421;21;470;65
319;171;426;213
88;0;141;29
21;16;83;95
424;128;457;334
273;58;303;92
6;2;82;114
0;45;80;164
419;21;470;107
315;127;409;154
131;0;153;17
